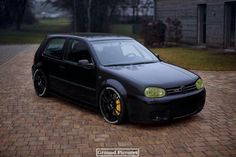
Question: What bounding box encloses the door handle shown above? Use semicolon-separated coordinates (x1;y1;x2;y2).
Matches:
58;65;66;70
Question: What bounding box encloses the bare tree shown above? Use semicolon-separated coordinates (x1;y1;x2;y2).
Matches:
73;0;78;32
0;0;33;30
131;0;140;22
87;0;92;32
138;0;153;18
15;0;28;30
47;0;127;32
153;0;157;20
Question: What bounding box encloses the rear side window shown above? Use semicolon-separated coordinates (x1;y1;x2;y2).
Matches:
65;39;92;63
44;38;66;59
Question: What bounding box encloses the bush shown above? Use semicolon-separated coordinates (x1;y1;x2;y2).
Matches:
142;20;166;47
166;18;183;43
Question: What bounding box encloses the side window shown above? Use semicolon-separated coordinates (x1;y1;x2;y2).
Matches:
65;39;92;63
44;38;66;59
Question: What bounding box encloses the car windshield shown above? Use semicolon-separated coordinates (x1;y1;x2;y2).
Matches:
91;40;159;66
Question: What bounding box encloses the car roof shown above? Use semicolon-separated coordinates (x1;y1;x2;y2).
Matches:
47;33;133;42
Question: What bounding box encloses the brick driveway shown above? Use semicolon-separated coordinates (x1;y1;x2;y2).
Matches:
0;45;235;157
0;44;30;65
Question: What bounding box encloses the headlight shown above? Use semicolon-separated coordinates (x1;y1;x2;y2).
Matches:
144;87;166;98
195;78;204;90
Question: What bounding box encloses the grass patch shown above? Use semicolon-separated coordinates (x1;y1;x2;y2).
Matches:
0;30;45;44
111;24;139;39
0;22;139;44
1;20;235;71
111;24;132;35
23;18;71;33
153;47;236;71
0;18;71;44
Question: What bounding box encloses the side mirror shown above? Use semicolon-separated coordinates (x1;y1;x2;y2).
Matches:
155;53;161;61
78;59;95;69
78;59;89;65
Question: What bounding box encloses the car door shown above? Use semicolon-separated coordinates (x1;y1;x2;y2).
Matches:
41;37;68;93
62;38;97;105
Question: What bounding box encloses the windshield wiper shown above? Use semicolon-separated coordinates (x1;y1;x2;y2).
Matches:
105;63;133;67
132;61;158;65
105;61;157;67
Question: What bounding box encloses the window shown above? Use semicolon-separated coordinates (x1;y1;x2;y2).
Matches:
65;39;92;63
44;38;66;59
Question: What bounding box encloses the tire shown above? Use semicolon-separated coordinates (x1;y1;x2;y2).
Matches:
99;87;127;124
33;69;48;97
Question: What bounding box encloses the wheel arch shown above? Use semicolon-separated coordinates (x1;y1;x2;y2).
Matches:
98;79;128;124
32;63;50;90
33;68;49;97
33;62;48;76
98;79;128;102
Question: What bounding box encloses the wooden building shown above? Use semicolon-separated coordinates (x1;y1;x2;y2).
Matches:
156;0;236;49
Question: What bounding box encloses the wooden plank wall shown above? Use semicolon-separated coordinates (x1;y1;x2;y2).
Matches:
156;0;234;48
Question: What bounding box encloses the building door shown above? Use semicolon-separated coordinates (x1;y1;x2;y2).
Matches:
198;4;207;45
225;2;236;48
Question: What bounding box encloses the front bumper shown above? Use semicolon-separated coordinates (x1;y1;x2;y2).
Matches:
127;88;206;123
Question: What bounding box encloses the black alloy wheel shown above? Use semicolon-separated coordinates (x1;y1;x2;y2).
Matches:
99;87;126;124
33;69;48;97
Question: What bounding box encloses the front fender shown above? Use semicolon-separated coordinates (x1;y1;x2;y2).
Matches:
98;79;127;100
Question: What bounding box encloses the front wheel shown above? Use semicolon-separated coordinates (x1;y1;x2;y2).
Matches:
99;87;127;124
33;69;48;97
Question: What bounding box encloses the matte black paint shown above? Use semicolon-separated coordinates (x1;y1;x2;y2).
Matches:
32;34;206;123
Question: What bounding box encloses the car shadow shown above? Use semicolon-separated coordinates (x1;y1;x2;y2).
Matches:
35;93;101;118
127;115;201;130
35;93;203;128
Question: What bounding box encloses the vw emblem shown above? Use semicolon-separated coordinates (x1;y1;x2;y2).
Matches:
174;86;185;92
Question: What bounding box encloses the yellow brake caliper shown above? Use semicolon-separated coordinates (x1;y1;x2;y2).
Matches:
115;98;121;116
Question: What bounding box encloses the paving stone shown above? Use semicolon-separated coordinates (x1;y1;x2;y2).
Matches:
0;45;235;156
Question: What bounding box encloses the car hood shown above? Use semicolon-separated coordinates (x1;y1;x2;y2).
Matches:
103;62;199;89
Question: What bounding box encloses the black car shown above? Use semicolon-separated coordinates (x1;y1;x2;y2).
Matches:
32;34;206;124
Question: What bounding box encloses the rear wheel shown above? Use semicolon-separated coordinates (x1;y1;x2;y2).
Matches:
33;69;48;97
99;87;126;124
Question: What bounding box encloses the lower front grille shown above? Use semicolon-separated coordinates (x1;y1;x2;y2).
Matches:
171;102;199;118
150;92;205;120
171;95;204;118
150;110;170;120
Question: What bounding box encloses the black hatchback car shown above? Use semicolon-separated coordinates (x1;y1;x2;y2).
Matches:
32;34;206;124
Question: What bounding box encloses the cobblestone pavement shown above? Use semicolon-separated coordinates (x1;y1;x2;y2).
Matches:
0;45;235;157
